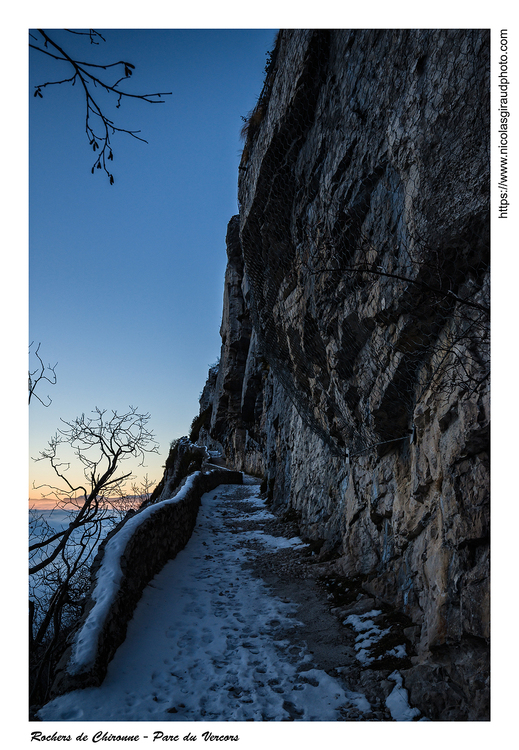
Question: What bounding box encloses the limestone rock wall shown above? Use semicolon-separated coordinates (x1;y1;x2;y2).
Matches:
199;29;490;719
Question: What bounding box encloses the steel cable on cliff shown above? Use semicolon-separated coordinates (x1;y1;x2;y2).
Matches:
237;28;490;460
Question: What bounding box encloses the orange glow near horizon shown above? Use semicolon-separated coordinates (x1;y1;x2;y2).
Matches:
29;497;80;510
29;494;149;511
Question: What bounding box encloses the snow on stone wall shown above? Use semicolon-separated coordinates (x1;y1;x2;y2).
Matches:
50;468;242;697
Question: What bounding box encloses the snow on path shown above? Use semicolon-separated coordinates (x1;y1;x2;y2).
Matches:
38;482;370;722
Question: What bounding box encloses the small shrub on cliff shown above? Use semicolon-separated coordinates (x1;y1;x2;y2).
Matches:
189;406;212;443
240;103;266;143
239;33;280;170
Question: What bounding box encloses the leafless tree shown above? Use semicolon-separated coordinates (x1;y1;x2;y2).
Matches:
29;342;57;407
29;29;172;183
29;406;159;706
110;473;157;519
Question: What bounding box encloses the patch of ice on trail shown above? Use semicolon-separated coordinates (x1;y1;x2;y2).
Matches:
246;508;276;520
38;482;371;722
344;610;383;630
343;611;390;665
242;474;260;485
343;610;409;667
385;671;422;721
241;529;308;550
237;489;265;506
67;473;200;675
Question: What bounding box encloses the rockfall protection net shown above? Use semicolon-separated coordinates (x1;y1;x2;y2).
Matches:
238;29;490;459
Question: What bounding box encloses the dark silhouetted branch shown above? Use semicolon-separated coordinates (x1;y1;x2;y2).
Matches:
30;29;172;183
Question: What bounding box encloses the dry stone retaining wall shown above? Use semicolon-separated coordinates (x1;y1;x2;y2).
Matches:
51;468;242;697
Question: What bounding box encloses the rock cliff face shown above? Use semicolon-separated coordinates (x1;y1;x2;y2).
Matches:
196;29;490;719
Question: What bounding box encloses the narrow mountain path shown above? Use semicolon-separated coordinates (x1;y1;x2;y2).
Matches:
38;478;415;722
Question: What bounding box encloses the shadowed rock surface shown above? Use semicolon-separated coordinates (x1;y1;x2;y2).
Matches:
194;29;490;720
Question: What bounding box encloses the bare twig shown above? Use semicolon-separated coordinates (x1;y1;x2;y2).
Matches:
29;343;57;406
29;406;159;703
30;29;172;183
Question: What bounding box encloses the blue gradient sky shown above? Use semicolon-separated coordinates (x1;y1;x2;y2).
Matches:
29;28;277;498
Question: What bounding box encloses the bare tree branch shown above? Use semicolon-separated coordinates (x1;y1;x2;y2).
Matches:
29;406;159;703
30;29;172;183
29;343;57;406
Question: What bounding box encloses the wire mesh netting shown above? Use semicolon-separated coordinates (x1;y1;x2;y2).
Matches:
238;29;490;459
